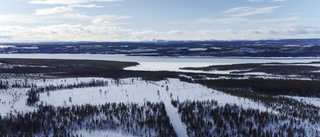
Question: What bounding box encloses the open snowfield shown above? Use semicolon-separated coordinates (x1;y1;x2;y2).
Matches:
0;77;271;115
0;77;279;136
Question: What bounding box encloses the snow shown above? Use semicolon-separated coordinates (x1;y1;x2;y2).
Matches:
0;45;15;48
0;54;319;136
18;46;39;50
35;78;270;112
209;47;222;50
283;95;320;107
0;88;36;116
283;45;300;47
76;130;137;137
242;72;270;75
0;77;272;118
188;48;207;51
158;83;188;137
0;76;317;136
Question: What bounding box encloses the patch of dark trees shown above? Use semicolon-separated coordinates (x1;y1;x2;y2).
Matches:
0;80;9;89
173;100;317;137
181;77;320;124
0;66;182;81
197;78;320;97
0;102;177;137
182;63;320;78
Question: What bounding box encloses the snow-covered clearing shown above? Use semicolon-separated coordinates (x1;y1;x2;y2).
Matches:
0;88;36;116
0;76;319;136
77;130;137;137
1;77;270;116
282;95;320;107
33;78;269;112
0;76;294;137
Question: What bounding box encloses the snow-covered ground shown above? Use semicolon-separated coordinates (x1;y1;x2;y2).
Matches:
0;77;273;137
282;95;320;107
1;77;270;116
0;76;319;136
0;88;36;116
77;130;138;137
33;78;269;111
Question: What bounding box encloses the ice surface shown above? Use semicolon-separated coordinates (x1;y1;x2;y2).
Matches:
0;54;319;73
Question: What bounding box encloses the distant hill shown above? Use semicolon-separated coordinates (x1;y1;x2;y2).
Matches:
1;38;320;57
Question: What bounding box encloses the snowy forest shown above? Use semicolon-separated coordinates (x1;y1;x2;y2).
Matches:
0;58;320;136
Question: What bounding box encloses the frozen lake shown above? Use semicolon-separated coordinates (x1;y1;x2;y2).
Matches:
0;54;319;73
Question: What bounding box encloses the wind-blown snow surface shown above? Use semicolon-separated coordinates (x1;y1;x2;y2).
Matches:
0;77;274;136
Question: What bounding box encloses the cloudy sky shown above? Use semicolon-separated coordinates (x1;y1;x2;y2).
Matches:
0;0;319;42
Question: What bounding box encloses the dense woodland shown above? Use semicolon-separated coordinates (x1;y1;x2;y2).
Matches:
173;100;319;137
181;62;320;79
198;78;320;97
0;102;177;137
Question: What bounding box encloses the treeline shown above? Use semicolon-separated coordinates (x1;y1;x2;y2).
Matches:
181;63;320;76
173;100;318;137
56;70;180;81
34;79;108;93
196;78;320;123
26;79;109;106
0;102;177;137
197;78;320;97
0;80;9;89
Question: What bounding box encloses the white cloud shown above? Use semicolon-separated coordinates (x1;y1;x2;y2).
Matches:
247;0;264;2
195;26;320;40
130;25;320;41
91;15;132;26
253;16;298;23
272;0;289;2
197;17;247;24
223;6;282;17
68;4;103;8
34;7;74;15
197;16;298;24
0;24;319;42
96;15;132;20
223;7;253;14
0;23;130;42
0;13;130;25
92;0;123;1
29;0;123;5
0;14;42;24
247;0;289;2
29;0;86;5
